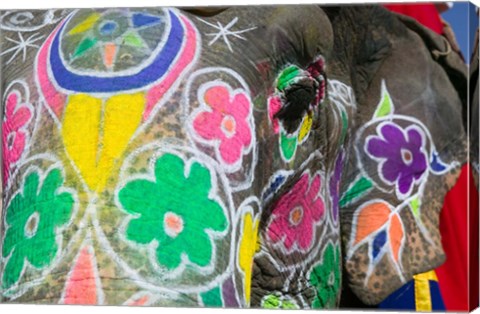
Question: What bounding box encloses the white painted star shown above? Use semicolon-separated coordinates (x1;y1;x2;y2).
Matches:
0;32;44;65
197;17;257;52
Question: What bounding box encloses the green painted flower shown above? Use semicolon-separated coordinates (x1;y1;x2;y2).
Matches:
309;243;341;308
261;293;298;309
119;153;228;270
1;168;74;289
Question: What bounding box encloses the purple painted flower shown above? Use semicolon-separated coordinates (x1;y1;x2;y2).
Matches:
366;123;428;196
329;150;344;223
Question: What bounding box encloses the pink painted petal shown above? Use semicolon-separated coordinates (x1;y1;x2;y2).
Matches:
5;92;19;118
310;197;325;221
62;246;100;305
219;137;243;164
231;93;251;119
297;223;314;249
267;218;285;243
9;107;32;130
204;86;230;111
234;119;252;147
7;132;26;163
193;111;223;140
283;228;297;250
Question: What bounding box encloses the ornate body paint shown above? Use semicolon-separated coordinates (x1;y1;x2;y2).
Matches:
1;5;465;311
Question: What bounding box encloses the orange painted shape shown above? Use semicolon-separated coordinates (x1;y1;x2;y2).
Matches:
128;295;150;306
354;201;391;245
63;246;99;305
103;43;117;69
389;213;404;262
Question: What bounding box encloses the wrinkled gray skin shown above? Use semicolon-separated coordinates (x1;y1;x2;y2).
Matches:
0;5;467;308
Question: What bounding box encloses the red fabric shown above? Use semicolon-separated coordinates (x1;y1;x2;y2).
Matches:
384;3;444;35
435;164;479;311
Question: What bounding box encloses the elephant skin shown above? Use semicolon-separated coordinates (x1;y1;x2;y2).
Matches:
0;5;467;308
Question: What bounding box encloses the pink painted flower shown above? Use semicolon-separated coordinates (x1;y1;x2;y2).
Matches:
2;90;33;185
193;84;253;165
267;172;325;252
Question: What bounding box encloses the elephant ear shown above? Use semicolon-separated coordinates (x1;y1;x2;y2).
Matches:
338;7;468;305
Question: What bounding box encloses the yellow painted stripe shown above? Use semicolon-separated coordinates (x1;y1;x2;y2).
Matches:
413;270;438;312
96;92;144;191
62;94;103;190
68;13;101;35
62;93;144;192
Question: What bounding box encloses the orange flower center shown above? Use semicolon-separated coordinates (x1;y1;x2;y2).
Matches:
221;115;236;138
289;206;304;226
164;212;184;238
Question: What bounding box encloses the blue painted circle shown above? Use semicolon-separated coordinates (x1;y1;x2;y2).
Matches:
50;10;185;93
99;21;117;35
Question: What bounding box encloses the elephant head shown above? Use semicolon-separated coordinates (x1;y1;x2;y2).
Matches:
0;5;467;309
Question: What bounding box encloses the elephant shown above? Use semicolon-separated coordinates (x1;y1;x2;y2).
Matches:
0;4;467;309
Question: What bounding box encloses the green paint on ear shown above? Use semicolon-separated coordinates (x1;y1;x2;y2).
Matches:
280;131;297;162
339;176;373;207
73;37;98;58
276;65;301;91
373;80;394;118
410;197;421;218
200;286;223;307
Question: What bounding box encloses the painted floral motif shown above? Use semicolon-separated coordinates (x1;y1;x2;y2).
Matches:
366;122;428;197
329;150;344;224
349;201;405;266
192;83;253;166
267;58;325;163
309;242;341;309
238;211;260;305
261;293;299;309
2;89;33;185
1;167;74;289
118;153;228;270
267;172;325;252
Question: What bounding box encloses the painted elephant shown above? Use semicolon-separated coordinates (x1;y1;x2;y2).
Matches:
0;5;467;308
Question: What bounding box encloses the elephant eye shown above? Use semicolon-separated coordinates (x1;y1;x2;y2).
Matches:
271;58;326;134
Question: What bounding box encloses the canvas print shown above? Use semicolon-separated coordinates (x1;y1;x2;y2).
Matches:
0;2;478;311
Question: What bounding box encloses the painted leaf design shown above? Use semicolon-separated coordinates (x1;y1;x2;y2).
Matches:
339;176;373;207
409;197;421;218
353;201;391;245
430;152;450;174
373;80;394;118
388;213;404;262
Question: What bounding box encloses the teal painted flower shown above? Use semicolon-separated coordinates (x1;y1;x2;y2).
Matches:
1;168;74;289
118;153;228;270
261;293;299;309
309;243;341;308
